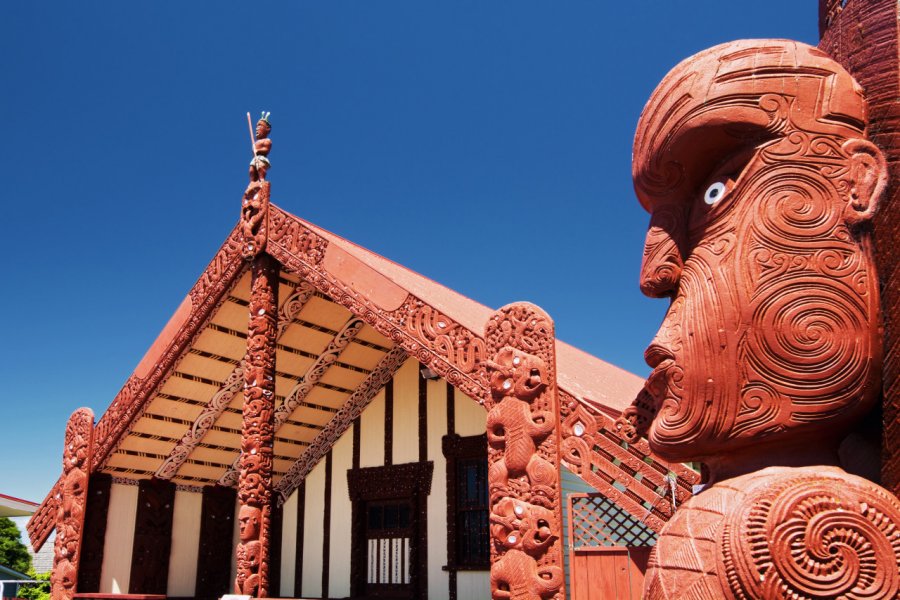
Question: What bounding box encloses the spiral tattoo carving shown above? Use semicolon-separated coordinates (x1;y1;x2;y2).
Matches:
721;472;900;600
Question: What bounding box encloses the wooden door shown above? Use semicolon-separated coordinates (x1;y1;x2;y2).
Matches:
567;493;656;599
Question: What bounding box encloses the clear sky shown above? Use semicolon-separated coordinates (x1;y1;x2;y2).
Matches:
1;2;817;507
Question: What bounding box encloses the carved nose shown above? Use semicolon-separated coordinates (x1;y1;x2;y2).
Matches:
644;342;674;369
639;207;686;298
640;232;683;298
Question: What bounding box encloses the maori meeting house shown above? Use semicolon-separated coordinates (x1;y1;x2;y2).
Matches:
28;1;900;599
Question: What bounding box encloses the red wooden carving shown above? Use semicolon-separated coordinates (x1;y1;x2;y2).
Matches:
51;408;94;600
234;254;279;597
483;304;565;600
627;39;900;598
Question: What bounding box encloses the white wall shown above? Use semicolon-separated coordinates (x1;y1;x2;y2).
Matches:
280;489;298;594
166;489;202;596
360;387;385;468
99;482;139;593
392;358;419;465
301;458;326;597
455;387;487;436
329;433;353;597
426;376;450;600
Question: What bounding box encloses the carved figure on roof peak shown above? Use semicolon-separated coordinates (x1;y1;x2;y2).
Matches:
621;39;900;599
249;111;272;182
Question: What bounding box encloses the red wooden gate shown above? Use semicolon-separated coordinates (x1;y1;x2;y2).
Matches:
567;493;655;600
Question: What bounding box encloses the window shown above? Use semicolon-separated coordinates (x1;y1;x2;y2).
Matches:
442;433;490;569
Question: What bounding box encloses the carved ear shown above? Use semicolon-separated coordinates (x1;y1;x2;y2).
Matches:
841;138;887;225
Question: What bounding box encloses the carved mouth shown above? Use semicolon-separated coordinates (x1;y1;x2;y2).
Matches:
644;358;675;414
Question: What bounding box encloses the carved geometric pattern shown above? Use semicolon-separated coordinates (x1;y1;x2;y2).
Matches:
275;346;408;500
155;280;316;480
568;493;657;548
219;315;364;487
484;303;565;600
51;408;94;600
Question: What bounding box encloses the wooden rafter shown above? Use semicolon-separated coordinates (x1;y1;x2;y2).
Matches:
218;316;366;486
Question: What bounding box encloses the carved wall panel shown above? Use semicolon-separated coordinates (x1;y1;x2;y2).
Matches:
128;478;176;594
483;304;565;600
234;254;279;597
51;408;94;600
629;39;900;599
76;473;111;592
819;0;900;499
195;485;236;600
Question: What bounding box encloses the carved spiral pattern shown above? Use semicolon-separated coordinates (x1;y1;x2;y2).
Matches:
722;475;900;600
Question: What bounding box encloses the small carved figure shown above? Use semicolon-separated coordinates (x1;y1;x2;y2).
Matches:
490;498;557;556
490;549;563;600
625;39;900;599
249;111;272;182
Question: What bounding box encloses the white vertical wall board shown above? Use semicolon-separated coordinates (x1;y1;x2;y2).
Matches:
458;571;491;598
426;376;450;600
329;433;353;597
166;489;202;596
99;482;138;593
455;388;487;436
392;358;419;465
301;459;326;598
360;388;386;468
280;490;299;594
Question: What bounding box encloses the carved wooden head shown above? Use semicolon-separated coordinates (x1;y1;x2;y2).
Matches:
632;40;886;465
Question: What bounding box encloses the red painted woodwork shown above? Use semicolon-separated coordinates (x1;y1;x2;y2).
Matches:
628;38;900;599
568;547;650;600
195;485;236;599
234;254;279;597
819;0;900;497
483;304;565;600
76;473;111;592
52;408;94;600
129;478;176;594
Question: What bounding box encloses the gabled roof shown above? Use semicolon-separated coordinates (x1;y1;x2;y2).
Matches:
28;202;697;550
0;493;38;518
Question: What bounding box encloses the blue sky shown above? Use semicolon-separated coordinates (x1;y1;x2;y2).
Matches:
1;2;817;507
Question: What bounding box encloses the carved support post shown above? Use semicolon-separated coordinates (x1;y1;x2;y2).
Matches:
483;303;565;600
234;254;278;597
51;408;94;600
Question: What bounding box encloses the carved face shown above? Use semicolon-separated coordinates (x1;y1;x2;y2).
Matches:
238;505;261;542
256;120;270;139
632;41;885;464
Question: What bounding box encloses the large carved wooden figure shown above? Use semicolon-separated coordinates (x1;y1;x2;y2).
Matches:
483;304;565;600
622;40;900;598
51;408;94;600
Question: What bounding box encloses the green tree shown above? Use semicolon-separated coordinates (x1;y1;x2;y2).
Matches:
19;568;51;600
0;517;32;574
